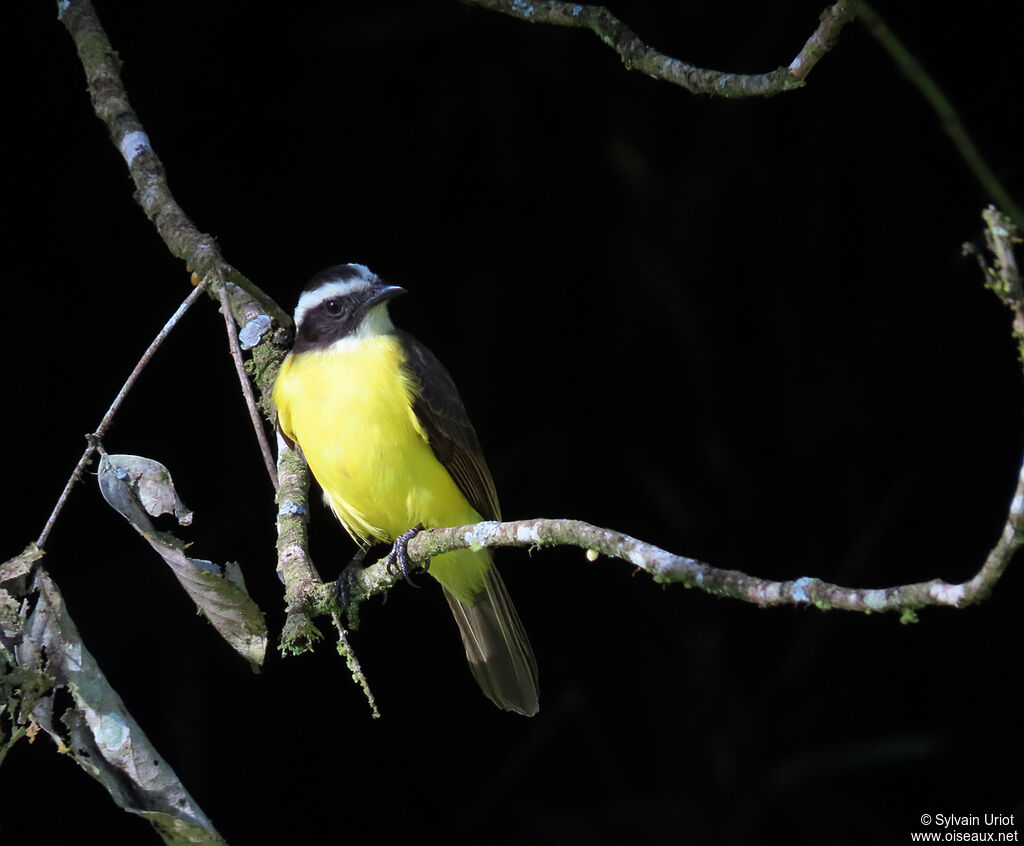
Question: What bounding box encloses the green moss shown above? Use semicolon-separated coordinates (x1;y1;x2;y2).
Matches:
278;615;323;656
899;607;920;625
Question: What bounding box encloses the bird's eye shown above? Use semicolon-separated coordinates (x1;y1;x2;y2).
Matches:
323;298;344;316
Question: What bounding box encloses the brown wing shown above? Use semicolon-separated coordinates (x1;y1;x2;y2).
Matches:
397;329;501;521
397;330;538;715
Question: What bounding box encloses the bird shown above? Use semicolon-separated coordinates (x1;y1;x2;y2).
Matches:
272;263;539;716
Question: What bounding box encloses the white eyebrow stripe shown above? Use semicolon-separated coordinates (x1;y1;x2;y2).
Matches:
294;278;371;326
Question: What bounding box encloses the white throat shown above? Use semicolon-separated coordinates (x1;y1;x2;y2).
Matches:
327;303;395;352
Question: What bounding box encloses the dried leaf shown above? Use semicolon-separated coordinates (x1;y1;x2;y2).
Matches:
0;543;45;585
100;454;193;526
98;454;267;670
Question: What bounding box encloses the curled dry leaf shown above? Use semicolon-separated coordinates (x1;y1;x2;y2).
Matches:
98;454;268;670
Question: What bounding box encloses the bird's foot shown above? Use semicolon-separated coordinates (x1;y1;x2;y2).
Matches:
385;524;429;587
335;547;368;610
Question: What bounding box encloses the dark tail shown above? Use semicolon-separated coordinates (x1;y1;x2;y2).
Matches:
442;562;539;716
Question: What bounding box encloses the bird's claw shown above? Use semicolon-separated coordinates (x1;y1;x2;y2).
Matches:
335;547;368;610
385;524;429;587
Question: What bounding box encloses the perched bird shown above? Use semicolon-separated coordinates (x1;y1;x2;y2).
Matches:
273;263;538;715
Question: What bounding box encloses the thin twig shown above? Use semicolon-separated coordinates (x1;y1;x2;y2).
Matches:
216;281;279;490
462;0;854;97
856;2;1023;231
36;279;208;548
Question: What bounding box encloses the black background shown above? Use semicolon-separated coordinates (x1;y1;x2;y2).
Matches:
5;2;1023;844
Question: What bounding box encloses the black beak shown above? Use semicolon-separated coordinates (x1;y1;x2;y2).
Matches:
366;284;406;309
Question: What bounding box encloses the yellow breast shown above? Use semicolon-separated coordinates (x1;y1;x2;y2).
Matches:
272;335;479;545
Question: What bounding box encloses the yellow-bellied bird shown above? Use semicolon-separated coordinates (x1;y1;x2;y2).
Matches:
273;264;539;716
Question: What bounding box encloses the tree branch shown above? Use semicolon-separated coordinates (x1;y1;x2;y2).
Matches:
338;489;1018;622
56;0;291;352
966;207;1024;367
275;435;379;716
461;0;855;97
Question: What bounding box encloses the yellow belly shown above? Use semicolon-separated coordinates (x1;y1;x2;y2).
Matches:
273;335;486;600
